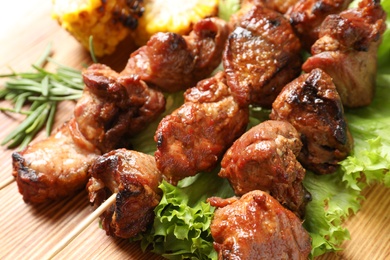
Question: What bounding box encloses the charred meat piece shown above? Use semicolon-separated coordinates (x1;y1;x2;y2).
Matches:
286;0;353;50
270;68;353;174
224;4;302;108
12;120;100;204
87;149;162;239
302;0;387;107
154;72;249;185
121;17;230;92
208;190;312;259
76;63;166;153
12;63;165;203
219;120;309;217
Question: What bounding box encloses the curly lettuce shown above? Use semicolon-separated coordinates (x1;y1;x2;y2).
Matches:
135;172;234;260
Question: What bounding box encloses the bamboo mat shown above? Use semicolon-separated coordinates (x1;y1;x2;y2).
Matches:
0;0;389;259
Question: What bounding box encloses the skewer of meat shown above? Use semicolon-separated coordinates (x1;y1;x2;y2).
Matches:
87;149;162;239
12;64;166;203
302;0;387;107
11;16;230;204
154;71;249;185
44;149;162;258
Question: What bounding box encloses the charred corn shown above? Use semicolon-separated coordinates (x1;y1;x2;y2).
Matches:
132;0;219;46
52;0;144;56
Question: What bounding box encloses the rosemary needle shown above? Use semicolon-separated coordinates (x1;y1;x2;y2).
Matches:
0;44;85;149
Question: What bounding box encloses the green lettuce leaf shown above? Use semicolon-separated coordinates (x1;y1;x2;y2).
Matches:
136;171;234;260
303;171;362;257
341;75;390;190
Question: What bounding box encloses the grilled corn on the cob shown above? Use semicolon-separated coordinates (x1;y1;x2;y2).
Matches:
52;0;219;56
132;0;219;46
52;0;144;56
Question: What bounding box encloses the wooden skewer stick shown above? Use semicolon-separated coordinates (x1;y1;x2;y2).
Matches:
0;176;15;190
44;192;117;260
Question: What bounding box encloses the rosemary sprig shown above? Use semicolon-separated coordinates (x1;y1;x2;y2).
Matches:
0;44;85;149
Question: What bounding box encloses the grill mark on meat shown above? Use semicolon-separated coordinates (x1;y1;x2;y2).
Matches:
87;149;162;239
302;0;387;107
224;4;302;108
270;68;353;174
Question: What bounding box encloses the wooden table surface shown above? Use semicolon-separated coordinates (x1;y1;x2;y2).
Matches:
0;1;389;259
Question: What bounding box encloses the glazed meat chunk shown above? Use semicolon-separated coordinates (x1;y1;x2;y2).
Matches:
87;149;162;239
219;120;309;217
76;63;166;153
12;63;165;203
224;4;302;108
302;0;387;107
121;17;230;92
154;72;249;185
208;190;312;260
270;68;353;174
12;120;100;204
286;0;353;50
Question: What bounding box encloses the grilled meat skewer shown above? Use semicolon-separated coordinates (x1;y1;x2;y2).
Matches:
87;149;162;239
12;64;165;203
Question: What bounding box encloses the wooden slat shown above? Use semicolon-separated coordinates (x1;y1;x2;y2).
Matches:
0;0;389;259
0;183;91;259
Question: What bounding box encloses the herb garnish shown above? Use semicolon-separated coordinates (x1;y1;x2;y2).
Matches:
0;43;84;149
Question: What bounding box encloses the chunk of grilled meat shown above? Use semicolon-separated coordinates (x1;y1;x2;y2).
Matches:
218;120;309;217
286;0;353;50
121;17;230;92
224;4;302;108
12;64;165;203
154;72;249;185
87;149;162;239
270;68;353;174
208;190;312;259
12;120;100;204
302;0;387;107
76;64;166;153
